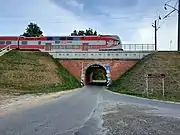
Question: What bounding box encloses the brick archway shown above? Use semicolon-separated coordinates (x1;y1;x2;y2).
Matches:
81;62;111;86
59;60;137;86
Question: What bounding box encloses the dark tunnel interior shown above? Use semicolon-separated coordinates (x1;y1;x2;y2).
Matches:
85;64;107;86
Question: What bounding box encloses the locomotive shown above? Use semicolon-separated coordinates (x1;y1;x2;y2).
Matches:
0;35;123;51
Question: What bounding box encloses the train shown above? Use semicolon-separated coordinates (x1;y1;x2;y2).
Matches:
0;35;123;52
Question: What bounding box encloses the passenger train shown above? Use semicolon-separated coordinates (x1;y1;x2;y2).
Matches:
0;35;123;51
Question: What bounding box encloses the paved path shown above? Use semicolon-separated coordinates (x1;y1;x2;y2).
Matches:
0;86;180;135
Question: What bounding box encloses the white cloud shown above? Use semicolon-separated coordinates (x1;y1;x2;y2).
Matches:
65;0;84;11
0;0;102;36
132;14;178;50
0;0;178;51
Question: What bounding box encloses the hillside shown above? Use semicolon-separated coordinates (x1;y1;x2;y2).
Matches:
0;50;80;94
109;52;180;101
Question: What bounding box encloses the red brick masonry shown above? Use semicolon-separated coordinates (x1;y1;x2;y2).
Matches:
59;60;137;81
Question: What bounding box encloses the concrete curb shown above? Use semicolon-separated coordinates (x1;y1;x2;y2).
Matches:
105;89;180;105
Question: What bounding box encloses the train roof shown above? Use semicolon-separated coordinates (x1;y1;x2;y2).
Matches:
0;35;121;42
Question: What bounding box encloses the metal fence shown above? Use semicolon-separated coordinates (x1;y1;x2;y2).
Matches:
122;44;155;51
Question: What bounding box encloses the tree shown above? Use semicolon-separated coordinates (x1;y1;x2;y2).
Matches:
22;22;43;37
92;69;106;80
70;28;98;36
94;30;97;36
78;30;85;36
71;30;78;36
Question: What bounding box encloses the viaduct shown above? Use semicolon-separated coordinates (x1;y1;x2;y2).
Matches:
48;45;154;86
1;44;155;86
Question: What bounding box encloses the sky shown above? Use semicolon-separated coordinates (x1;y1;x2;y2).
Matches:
0;0;178;50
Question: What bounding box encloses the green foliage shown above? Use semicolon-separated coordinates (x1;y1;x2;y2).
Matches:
0;51;81;94
22;22;43;37
108;52;180;102
50;57;81;90
92;69;106;80
71;28;97;36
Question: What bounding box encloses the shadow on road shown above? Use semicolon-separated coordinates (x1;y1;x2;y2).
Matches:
87;82;107;86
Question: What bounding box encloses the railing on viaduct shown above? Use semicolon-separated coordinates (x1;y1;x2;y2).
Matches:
0;44;156;59
44;44;156;60
121;44;155;51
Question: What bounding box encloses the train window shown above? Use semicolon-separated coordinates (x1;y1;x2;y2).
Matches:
67;37;73;40
53;45;56;49
55;40;60;44
74;37;80;40
47;37;53;40
54;37;59;40
60;45;65;49
6;41;11;45
0;41;5;44
60;37;66;40
38;41;41;45
88;45;92;48
52;45;56;49
21;41;27;45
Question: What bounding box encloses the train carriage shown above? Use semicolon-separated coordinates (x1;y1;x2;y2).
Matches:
0;35;123;52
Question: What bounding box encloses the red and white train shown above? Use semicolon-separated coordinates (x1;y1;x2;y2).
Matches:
0;35;123;51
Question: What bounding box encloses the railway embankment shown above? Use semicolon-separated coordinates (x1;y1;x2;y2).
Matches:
109;52;180;102
0;50;80;96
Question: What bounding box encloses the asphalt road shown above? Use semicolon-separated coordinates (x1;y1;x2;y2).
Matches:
0;86;180;135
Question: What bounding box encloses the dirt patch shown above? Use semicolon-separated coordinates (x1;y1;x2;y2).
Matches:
0;88;80;116
0;93;16;104
39;57;58;71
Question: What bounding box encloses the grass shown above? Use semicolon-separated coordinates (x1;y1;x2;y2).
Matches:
0;50;81;94
109;52;180;102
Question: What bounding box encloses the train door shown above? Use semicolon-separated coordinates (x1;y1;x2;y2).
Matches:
45;43;51;51
82;43;88;51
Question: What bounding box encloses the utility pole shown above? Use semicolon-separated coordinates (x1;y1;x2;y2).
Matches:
154;20;157;50
152;20;159;51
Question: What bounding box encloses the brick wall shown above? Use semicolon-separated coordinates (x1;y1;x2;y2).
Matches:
59;59;137;81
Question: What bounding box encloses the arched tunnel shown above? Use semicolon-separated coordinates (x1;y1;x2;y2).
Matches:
85;64;107;86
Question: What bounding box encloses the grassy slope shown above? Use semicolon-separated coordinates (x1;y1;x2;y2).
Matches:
0;50;81;94
109;52;180;102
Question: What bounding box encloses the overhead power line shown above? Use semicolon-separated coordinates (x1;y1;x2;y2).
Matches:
162;0;180;51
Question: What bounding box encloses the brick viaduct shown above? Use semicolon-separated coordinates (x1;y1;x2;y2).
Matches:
59;59;138;85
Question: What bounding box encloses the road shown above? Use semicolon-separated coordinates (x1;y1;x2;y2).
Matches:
0;86;180;135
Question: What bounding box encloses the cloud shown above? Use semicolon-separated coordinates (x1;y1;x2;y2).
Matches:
0;0;102;36
0;0;178;50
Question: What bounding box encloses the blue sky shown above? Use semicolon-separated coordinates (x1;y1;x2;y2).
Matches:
0;0;178;50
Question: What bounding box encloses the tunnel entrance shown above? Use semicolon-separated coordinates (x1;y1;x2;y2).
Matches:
85;64;107;86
